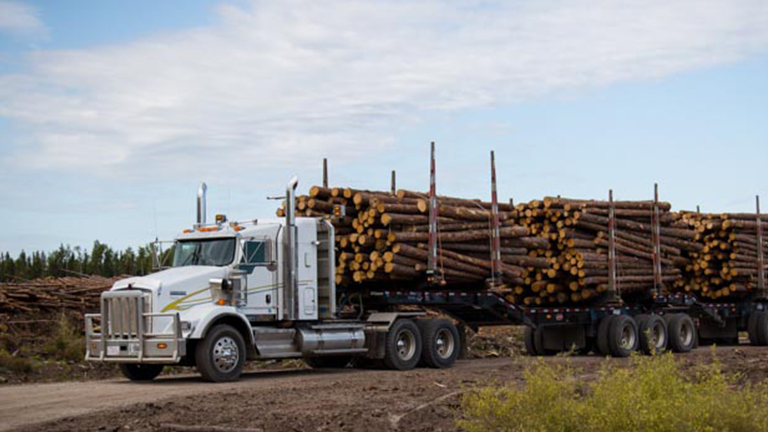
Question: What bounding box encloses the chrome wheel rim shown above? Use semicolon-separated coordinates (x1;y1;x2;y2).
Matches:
620;324;636;350
213;336;239;373
435;329;456;360
396;330;416;361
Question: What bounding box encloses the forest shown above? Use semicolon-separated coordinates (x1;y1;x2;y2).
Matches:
0;242;174;282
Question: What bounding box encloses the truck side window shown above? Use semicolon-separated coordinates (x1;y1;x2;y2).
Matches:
240;240;268;274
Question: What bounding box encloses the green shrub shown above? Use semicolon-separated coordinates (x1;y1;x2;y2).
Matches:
0;349;36;374
44;314;85;362
459;353;768;432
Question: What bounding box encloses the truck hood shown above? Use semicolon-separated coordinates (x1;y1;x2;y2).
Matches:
112;266;228;313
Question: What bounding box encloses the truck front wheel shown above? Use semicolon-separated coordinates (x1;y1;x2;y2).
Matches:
195;324;246;382
119;363;164;381
383;319;422;370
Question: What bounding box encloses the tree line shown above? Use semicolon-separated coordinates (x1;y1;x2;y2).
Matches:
0;241;175;283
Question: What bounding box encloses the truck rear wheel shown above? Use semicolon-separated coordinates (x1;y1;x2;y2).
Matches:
666;314;696;353
637;314;667;355
305;356;353;369
195;324;246;382
417;319;459;368
607;315;638;357
119;363;164;381
383;319;422;370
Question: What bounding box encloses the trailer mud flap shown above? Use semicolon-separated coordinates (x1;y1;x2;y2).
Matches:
541;325;586;352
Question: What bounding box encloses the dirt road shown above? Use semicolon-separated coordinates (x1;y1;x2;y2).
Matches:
3;346;768;432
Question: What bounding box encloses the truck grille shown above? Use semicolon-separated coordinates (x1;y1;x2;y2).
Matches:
102;291;150;339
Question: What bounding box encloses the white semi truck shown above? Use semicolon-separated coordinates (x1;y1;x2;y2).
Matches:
85;178;494;382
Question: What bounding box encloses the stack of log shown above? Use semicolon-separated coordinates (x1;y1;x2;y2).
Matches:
279;186;766;305
0;276;118;315
278;186;545;287
672;212;767;300
501;197;702;306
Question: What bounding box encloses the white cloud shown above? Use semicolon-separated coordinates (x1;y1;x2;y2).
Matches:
0;1;44;35
0;0;767;179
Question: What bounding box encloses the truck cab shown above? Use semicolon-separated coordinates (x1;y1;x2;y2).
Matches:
85;178;461;382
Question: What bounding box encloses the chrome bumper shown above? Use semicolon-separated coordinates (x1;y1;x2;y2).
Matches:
85;290;185;363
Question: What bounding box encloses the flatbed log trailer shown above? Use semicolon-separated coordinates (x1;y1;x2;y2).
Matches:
367;191;768;358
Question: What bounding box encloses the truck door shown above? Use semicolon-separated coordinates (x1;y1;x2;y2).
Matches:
238;237;279;320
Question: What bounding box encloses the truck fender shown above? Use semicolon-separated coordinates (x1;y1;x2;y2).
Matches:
183;305;256;358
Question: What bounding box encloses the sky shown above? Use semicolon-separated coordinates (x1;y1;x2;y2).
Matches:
0;0;766;255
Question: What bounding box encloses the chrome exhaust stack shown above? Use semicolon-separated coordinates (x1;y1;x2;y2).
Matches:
283;177;299;321
196;182;207;228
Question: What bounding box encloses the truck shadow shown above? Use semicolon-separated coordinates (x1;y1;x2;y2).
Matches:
127;366;362;386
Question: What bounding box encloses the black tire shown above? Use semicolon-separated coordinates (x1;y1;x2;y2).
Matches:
305;355;353;369
195;324;246;382
748;311;768;346
607;315;639;358
667;314;696;353
596;315;616;356
524;326;538;356
118;363;164;381
754;311;768;346
383;319;422;370
637;314;667;355
417;319;460;368
748;312;761;345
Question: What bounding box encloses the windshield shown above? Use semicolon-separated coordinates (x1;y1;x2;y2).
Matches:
172;238;236;267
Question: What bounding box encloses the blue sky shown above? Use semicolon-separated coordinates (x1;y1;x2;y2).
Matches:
0;0;767;255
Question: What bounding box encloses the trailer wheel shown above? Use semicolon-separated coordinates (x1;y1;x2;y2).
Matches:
417;319;459;368
637;314;667;355
607;315;638;357
119;364;164;381
751;311;768;346
666;314;696;353
748;311;768;346
383;319;422;370
596;315;616;356
195;324;246;382
305;356;353;369
524;327;538;356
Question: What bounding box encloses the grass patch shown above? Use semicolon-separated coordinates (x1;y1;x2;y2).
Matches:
459;352;768;432
0;349;36;374
44;314;85;362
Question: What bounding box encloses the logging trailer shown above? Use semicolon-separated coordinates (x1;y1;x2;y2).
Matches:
84;155;768;382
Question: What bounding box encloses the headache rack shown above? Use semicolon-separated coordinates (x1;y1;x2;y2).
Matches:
85;290;185;363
